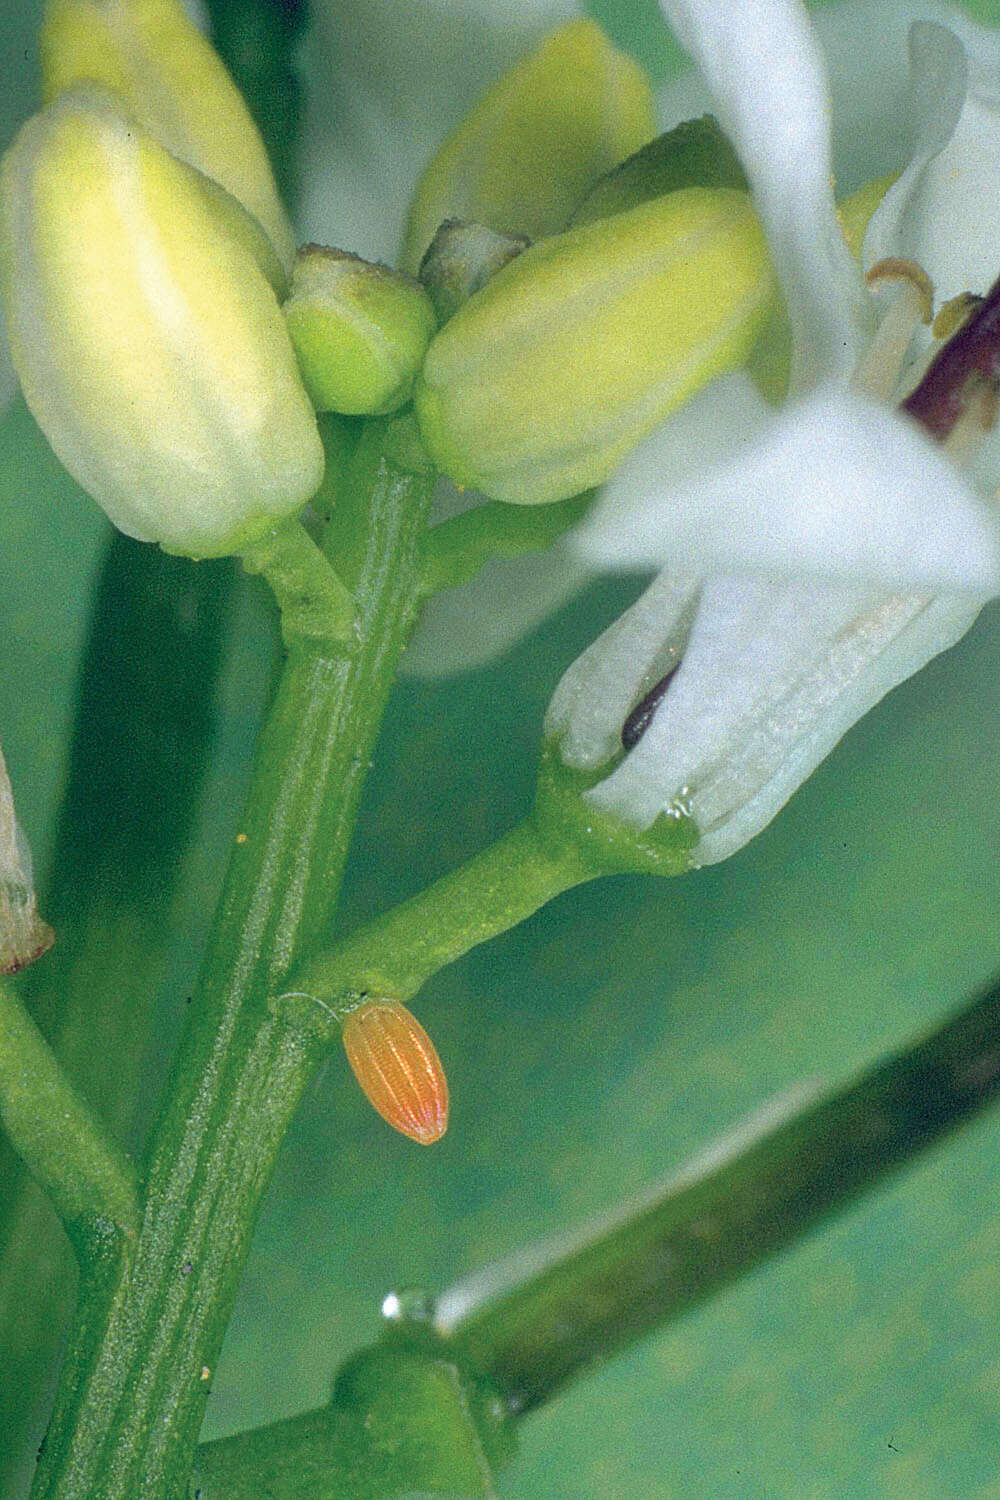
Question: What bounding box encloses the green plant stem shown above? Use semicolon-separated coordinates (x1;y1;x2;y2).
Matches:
285;816;591;1017
0;978;137;1244
419;492;592;595
0;535;232;1498
443;967;1000;1413
174;967;1000;1493
30;419;435;1500
241;519;355;646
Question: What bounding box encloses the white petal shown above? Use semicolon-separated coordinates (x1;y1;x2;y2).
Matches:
586;572;983;861
297;0;577;261
570;370;768;564
658;0;872;388
575;382;1000;595
862;21;966;278
868;18;1000;303
544;569;701;768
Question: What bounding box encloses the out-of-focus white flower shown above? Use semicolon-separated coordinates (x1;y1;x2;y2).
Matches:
546;0;1000;865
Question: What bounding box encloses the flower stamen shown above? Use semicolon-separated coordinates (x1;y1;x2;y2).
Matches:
855;258;933;402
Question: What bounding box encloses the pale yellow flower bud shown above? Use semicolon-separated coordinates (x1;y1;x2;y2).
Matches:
41;0;294;265
414;187;776;505
402;19;655;273
284;246;436;415
0;88;324;558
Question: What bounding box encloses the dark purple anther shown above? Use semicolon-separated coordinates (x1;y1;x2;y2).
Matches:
621;667;678;751
902;272;1000;440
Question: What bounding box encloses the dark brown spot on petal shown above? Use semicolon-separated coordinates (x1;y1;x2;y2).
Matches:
621;667;678;751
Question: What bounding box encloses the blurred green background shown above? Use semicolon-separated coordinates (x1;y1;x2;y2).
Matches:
7;0;1000;1495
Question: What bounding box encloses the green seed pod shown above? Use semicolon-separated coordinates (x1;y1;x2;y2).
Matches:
414;186;776;505
41;0;294;265
0;88;324;558
284;246;437;415
402;19;655;273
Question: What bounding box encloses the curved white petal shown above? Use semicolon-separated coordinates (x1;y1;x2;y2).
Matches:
863;21;966;276
575;383;1000;595
585;572;982;861
297;0;577;260
867;14;1000;304
658;0;872;388
544;569;701;769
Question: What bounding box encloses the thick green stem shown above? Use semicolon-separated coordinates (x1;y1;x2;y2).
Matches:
0;536;232;1498
0;978;137;1243
285;816;589;1017
30;420;435;1500
241;519;355;646
443;967;1000;1413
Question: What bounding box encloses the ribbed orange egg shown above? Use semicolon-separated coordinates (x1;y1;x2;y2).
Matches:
342;999;449;1145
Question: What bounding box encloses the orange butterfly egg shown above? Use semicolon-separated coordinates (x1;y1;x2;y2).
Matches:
342;999;449;1145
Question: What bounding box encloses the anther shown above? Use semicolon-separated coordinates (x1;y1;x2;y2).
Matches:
902;270;1000;441
855;258;933;402
621;667;679;751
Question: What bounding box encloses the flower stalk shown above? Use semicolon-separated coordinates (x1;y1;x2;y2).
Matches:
29;417;435;1500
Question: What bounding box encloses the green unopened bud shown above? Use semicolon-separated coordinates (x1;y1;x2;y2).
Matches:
418;219;530;324
570;115;747;227
41;0;294;265
0;88;324;558
414;187;775;506
402;19;654;274
284;246;436;416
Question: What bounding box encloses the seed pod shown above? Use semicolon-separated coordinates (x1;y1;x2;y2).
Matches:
41;0;294;264
0;88;324;559
284;246;436;415
402;19;654;273
414;186;775;505
342;999;449;1145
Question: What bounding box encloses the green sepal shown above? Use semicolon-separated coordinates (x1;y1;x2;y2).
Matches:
534;743;697;878
569;114;747;227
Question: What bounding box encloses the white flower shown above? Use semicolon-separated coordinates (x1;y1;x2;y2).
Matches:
546;0;1000;864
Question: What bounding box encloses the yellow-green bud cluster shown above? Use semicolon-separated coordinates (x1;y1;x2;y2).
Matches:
414;187;776;505
284;246;436;416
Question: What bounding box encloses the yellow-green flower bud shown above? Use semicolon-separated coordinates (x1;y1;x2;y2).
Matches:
414;187;775;506
570;115;746;228
284;246;436;415
0;87;324;558
41;0;294;265
402;19;655;274
418;219;530;325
